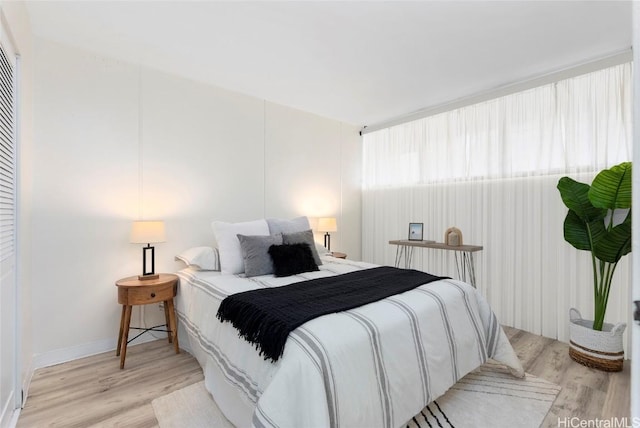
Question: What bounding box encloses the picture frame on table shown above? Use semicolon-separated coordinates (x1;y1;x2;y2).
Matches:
408;223;423;241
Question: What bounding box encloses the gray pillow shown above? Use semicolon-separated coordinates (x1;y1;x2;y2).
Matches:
282;229;322;266
237;233;283;277
266;216;310;235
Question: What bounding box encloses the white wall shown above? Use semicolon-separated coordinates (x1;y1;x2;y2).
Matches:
30;38;361;367
264;103;361;253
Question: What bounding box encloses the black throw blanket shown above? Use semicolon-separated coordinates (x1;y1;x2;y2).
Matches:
216;266;446;362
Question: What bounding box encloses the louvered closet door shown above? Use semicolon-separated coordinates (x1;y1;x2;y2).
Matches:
0;18;17;425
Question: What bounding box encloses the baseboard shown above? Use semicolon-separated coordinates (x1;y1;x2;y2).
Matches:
22;367;32;403
19;359;34;411
32;334;156;371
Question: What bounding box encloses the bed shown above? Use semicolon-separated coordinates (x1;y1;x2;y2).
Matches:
174;254;524;428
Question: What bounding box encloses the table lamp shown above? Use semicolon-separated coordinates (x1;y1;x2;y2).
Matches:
318;217;337;251
130;220;166;280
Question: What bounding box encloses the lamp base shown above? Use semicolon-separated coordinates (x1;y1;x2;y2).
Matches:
139;245;157;281
324;232;331;252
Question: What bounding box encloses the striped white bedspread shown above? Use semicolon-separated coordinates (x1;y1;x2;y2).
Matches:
176;258;524;428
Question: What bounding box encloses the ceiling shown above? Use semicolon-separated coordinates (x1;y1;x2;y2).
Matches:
25;1;632;127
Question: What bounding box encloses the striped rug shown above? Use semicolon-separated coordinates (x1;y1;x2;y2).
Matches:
408;362;561;428
152;362;560;428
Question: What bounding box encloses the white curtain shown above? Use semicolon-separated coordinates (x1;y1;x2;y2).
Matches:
362;63;633;352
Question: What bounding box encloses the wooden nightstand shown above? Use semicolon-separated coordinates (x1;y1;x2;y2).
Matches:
115;273;180;369
331;252;347;259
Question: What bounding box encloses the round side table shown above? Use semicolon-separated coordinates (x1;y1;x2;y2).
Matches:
115;273;179;369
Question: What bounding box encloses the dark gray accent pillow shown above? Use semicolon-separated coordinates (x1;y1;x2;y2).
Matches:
282;229;322;266
237;233;283;277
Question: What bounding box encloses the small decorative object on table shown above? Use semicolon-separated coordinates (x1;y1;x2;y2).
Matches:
408;223;423;241
444;227;463;246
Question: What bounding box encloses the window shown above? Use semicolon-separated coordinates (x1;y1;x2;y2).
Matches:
363;63;632;189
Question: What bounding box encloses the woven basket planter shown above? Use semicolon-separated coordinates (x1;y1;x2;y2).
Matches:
569;308;626;372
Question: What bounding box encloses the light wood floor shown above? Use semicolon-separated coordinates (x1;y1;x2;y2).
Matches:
503;326;631;427
18;327;630;427
17;340;204;428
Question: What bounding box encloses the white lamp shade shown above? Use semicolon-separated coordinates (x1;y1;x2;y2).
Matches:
318;217;337;233
130;221;166;244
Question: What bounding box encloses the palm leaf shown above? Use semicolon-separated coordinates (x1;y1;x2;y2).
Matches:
558;162;633;331
557;177;605;222
563;210;606;251
589;162;632;209
593;210;632;263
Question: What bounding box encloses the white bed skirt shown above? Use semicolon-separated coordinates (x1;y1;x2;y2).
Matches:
178;320;253;427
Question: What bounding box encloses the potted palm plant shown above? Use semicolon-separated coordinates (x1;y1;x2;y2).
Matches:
557;161;631;372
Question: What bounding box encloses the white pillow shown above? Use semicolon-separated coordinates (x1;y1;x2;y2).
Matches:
175;247;219;271
212;219;270;274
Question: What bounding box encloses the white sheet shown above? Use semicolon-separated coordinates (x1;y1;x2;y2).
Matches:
175;257;524;428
